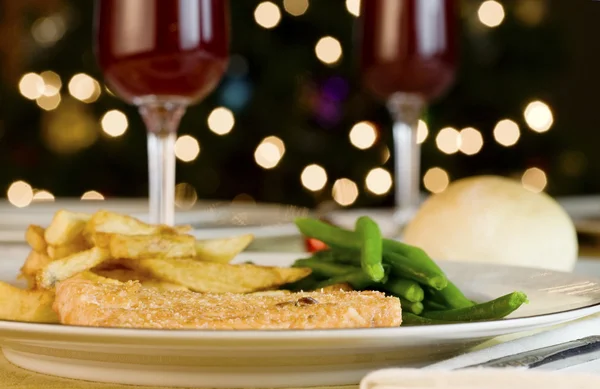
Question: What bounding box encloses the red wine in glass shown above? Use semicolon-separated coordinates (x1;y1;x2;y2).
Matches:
95;0;230;225
360;0;457;224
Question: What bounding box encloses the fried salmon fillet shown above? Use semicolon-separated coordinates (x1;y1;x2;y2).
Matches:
54;278;402;329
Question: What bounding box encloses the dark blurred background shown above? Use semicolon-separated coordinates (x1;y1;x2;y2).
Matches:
0;0;596;209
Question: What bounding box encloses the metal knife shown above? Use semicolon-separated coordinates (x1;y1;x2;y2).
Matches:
461;336;600;370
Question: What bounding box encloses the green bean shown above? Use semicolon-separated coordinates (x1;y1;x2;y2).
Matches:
384;252;447;290
295;218;448;289
314;270;377;290
383;278;424;302
402;313;455;326
421;292;528;322
422;300;448;311
292;258;360;278
400;298;424;315
430;281;475;309
355;216;385;282
282;274;320;292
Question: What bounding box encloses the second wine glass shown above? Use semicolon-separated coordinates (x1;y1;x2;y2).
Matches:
95;0;230;225
360;0;457;225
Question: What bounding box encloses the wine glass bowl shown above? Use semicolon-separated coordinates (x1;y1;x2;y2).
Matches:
360;0;457;225
95;0;230;225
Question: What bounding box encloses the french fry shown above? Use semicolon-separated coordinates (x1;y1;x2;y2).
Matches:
19;250;53;289
37;247;111;289
194;234;254;263
75;271;121;285
93;268;189;291
0;282;58;323
123;258;312;294
108;233;196;259
47;237;91;260
25;225;47;252
85;210;189;237
44;210;91;246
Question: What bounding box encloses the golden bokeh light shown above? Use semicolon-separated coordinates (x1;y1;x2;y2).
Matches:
19;73;45;100
349;121;377;150
423;167;450;194
207;107;235;135
416;120;429;144
7;181;34;208
478;0;505;28
254;1;282;29
493;119;521;147
175;183;198;209
81;190;105;200
524;100;554;133
254;136;285;169
283;0;309;16
515;0;546;26
365;167;392;195
42;97;99;155
381;146;391;163
435;127;461;154
315;36;343;65
101;110;128;137
68;73;101;103
232;193;256;204
174;135;201;162
31;15;66;47
521;167;547;193
458;127;483;156
301;164;328;192
36;94;61;111
332;178;359;206
32;190;55;202
345;0;361;17
40;71;62;97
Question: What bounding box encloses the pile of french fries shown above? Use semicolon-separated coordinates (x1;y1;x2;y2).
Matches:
0;210;311;324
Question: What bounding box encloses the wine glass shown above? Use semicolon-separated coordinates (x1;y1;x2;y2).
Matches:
94;0;230;225
359;0;457;225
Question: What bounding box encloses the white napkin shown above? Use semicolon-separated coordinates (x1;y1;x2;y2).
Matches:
359;315;600;388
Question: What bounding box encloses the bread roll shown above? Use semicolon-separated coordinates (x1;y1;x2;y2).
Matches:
403;175;578;272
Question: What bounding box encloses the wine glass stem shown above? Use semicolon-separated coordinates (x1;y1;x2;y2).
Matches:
139;102;186;225
387;92;426;225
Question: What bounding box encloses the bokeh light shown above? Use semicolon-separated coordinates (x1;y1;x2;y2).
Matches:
349;121;377;150
332;178;359;206
101;110;128;137
458;127;483;156
40;71;62;97
435;127;461;154
315;36;343;65
7;181;34;208
283;0;309;16
36;94;61;111
521;167;547;193
365;168;392;195
32;190;54;202
207;107;235;135
254;2;282;29
423;167;450;194
524;100;554;133
493;119;520;147
175;135;201;162
68;73;101;103
301;164;328;191
19;73;45;100
381;146;391;163
478;0;505;28
416;120;429;144
81;190;104;200
255;136;285;169
345;0;361;17
175;183;198;209
31;15;66;47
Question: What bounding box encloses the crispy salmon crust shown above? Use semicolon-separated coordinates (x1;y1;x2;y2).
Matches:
54;279;402;330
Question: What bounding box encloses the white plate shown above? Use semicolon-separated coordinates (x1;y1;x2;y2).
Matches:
0;199;308;241
1;252;600;388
